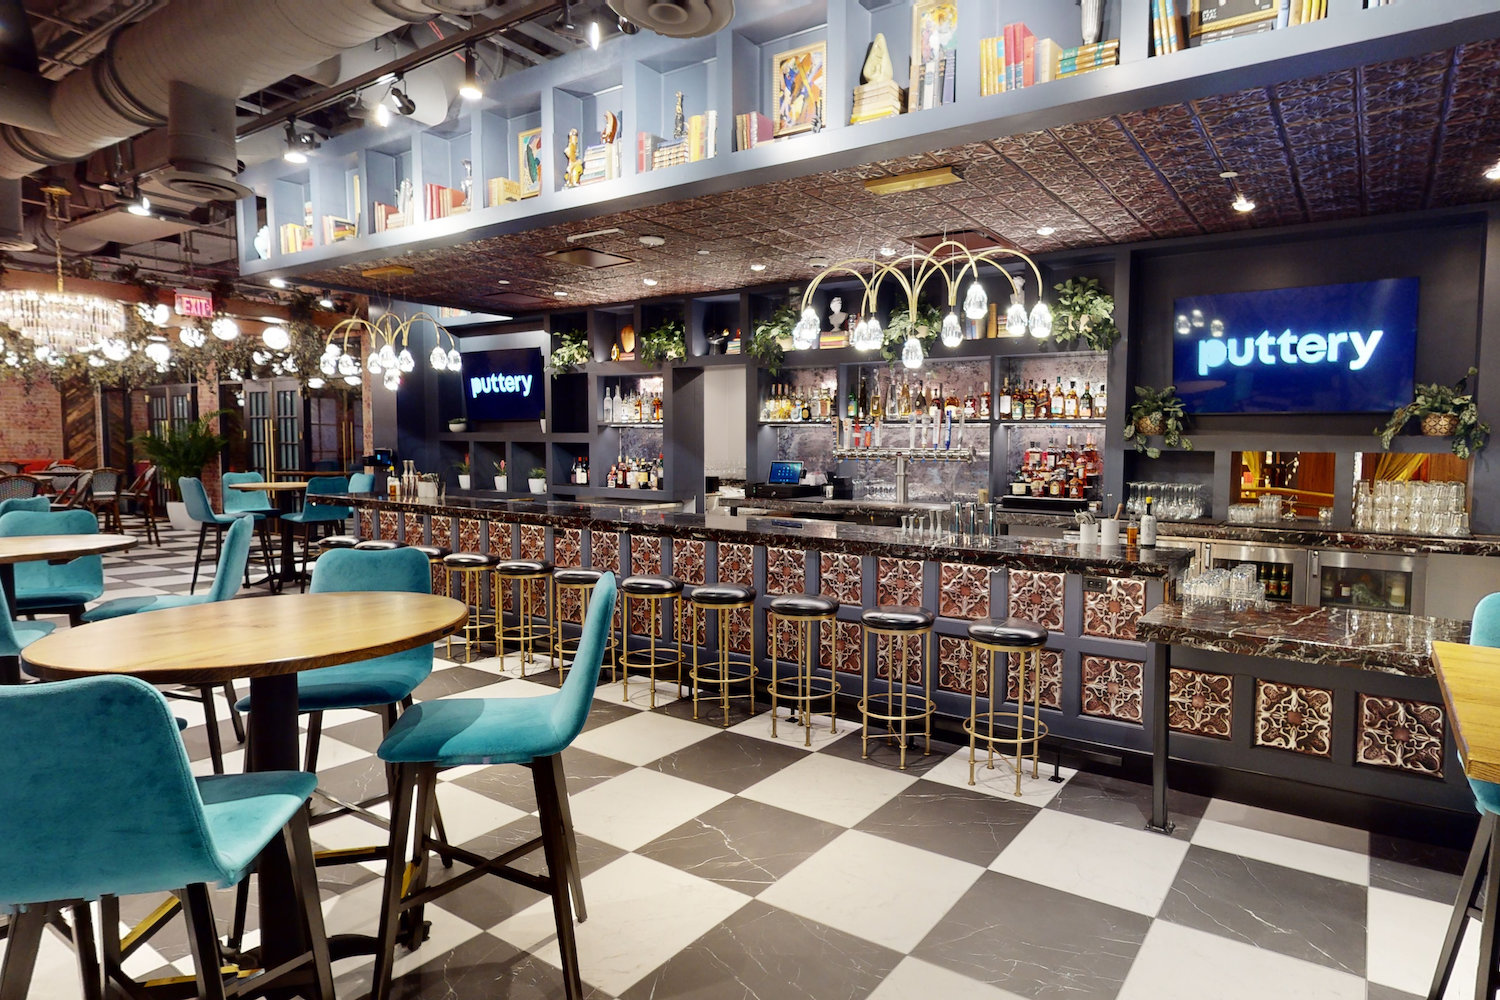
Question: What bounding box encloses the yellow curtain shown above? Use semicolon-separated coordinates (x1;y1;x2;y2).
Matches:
1241;451;1264;485
1374;453;1426;481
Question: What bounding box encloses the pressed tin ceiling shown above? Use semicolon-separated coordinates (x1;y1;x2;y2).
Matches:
296;38;1500;314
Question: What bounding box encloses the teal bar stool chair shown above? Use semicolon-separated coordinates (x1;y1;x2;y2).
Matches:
0;585;54;685
280;475;353;590
348;472;376;493
370;572;618;1000
221;471;278;516
0;495;50;518
0;675;332;1000
79;517;255;774
1431;592;1500;999
0;508;104;625
179;476;276;595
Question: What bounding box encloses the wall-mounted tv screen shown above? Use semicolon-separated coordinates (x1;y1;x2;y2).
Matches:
1170;277;1419;414
459;347;546;421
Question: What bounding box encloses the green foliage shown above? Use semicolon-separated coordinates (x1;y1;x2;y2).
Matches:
528;466;547;479
1051;277;1120;352
133;411;229;499
636;318;686;368
545;329;590;376
882;303;943;363
1376;366;1490;459
1122;385;1192;459
748;302;798;375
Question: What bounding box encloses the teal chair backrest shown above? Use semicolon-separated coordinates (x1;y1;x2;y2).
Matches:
178;477;218;524
0;496;50;518
1468;594;1500;813
0;509;103;601
347;472;375;493
0;586;32;657
305;475;351;520
222;472;270;514
206;516;253;604
310;547;432;670
0;674;239;904
549;572;617;741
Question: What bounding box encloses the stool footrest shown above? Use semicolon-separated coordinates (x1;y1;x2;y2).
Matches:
858;692;936;725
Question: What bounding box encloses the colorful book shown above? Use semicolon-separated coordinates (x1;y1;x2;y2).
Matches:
1034;38;1061;83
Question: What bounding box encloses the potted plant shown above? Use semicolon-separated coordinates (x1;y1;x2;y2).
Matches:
527;466;547;494
493;459;507;492
1123;385;1192;458
133;410;228;531
417;472;440;499
455;455;472;490
447;416;468;433
748;302;797;375
636;319;686;368
545;330;590;376
1377;366;1490;459
1051;277;1121;352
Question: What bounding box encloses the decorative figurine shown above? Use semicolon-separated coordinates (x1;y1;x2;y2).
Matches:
1081;0;1104;45
862;32;894;83
602;110;619;144
828;296;848;332
564;128;583;188
673;91;686;139
460;158;472;201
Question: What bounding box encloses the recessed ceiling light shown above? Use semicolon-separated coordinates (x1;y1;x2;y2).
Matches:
318;294;335;309
750;263;766;272
643;277;658;286
809;258;827;268
269;277;289;289
1486;160;1500;181
697;249;710;255
638;235;665;247
879;247;895;257
256;315;283;324
1232;193;1256;213
553;290;569;297
496;278;510;284
1219;171;1240;179
1035;226;1056;237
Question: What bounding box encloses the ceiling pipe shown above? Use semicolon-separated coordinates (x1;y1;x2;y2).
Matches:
0;178;35;251
0;0;59;134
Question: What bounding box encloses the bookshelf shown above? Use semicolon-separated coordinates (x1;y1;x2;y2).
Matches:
551;68;628;191
416;122;475;222
476;99;543;207
635;39;721;173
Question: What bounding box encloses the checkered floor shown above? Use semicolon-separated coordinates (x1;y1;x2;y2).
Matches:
3;524;1487;999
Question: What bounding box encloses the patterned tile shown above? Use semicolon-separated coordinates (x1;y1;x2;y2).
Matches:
557;585;583;624
357;510;373;538
1080;655;1144;724
726;605;753;654
458;517;482;555
672;538;707;585
1168;668;1233;740
819;619;863;675
877;557;924;608
718;543;754;587
1082;577;1146;640
429;516;451;551
819;552;863;606
938;563;990;621
1006;648;1062;710
554;527;582;568
765;547;806;596
766;610;803;663
519;524;545;560
377;510;398;540
1357;694;1444;777
631;534;663;575
937;635;980;696
1255;681;1334;758
403;512;425;544
591;530;621;573
1008;570;1064;632
873;631;925;685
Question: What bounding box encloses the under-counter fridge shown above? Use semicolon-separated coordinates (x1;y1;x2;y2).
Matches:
1310;548;1425;616
1209;542;1310;605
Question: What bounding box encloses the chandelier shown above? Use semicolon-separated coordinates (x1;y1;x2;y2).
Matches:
0;186;126;364
325;309;460;391
793;240;1053;369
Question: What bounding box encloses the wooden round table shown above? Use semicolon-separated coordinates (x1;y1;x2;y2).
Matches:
23;591;467;978
226;480;310;586
0;532;137;610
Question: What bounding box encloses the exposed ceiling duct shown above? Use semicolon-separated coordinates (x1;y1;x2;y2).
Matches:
605;0;732;38
0;178;36;251
0;0;58;133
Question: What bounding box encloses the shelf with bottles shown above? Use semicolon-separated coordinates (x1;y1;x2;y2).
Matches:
598;451;668;492
840;357;996;425
554;445;594;490
598;374;666;425
1001;433;1105;504
758;366;838;424
994;353;1109;423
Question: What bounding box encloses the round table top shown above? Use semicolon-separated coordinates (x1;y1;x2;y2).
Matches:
23;592;468;685
227;481;309;491
0;533;137;565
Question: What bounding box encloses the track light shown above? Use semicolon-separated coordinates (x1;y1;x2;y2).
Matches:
282;120;316;164
558;0;576;30
373;97;391;127
588;20;601;49
319;291;335;309
459;45;482;101
1486;159;1500;182
390;80;416;117
126;194;150;216
618;15;638;34
1232;192;1256;213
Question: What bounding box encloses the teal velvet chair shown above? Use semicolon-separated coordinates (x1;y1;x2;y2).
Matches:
0;508;104;625
0;495;50;518
0;674;332;1000
370;573;618;1000
280;476;352;591
222;471;278;516
180;476;276;594
80;516;255;773
348;472;375;493
0;585;54;685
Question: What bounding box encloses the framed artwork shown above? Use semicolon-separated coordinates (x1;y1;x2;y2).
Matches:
772;41;826;137
910;1;958;81
517;127;543;198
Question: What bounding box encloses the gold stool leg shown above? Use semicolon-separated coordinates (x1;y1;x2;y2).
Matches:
799;619;812;748
692;603;702;721
647;598;659;710
897;633;909;770
827;618;835;734
968;643;979;786
1014;644;1028;796
620;595;631;703
1031;647;1042;780
770;614;780;739
924;629;933;758
494;572;506;666
721;609;732;728
860;629;870;760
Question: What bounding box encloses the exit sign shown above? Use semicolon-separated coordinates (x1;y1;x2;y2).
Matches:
174;289;214;318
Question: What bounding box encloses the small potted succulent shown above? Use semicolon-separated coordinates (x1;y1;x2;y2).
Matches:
527;466;547;494
455;455;472;490
417;472;440;499
1377;366;1490;459
447;415;468;433
1123;384;1192;458
493;458;507;492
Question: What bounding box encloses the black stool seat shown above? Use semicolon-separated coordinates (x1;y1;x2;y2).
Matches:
496;559;553;576
555;568;603;586
354;539;405;551
622;574;683;596
318;535;359;549
861;605;934;630
691;584;756;606
770;594;836;617
411;544;450;560
444;552;500;569
968;617;1049;647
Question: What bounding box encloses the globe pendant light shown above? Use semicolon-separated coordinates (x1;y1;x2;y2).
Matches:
211;317;240;341
262;326;290;351
940;310;962;348
1005;297;1028;337
1028;300;1053;339
367;351;382;373
430;346;450;371
378;343;397;370
790;307;820;351
858;316;883;350
447;348;462;370
397;348;416;373
963;281;988;320
901;336;923;369
382;368;401;390
319;354;338;376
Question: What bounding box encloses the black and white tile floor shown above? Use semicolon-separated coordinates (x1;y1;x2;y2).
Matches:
2;525;1487;999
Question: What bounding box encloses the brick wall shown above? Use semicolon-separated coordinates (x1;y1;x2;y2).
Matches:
0;378;64;462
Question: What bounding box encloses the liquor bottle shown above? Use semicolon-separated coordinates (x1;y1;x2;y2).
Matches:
603;387;614;423
1078;382;1093;419
1094;381;1108;418
802;390;812;423
846;378;858;419
928;383;941;419
1036;382;1050;420
655;453;665;489
912;382;925;416
1050;378;1065;418
1140;498;1157;548
606;461;617;489
652;392;662;422
963;389;977;419
1064;380;1079;418
1021;381;1036;420
868;375;882;419
980;380;991;419
947;387;961;416
997;377;1011;419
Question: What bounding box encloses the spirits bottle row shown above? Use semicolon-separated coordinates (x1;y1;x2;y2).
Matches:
603;452;665;490
601;385;662;423
843;369;992;422
566;456;590;485
1008;436;1103;500
995;376;1106;421
761;384;834;422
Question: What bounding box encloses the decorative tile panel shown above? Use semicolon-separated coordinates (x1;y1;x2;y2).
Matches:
1255;681;1333;757
429;516;450;551
558;586;583;624
590;530;620;573
938;635;979;695
1358;694;1444;777
554;528;582;569
1168;669;1233;740
717;543;754;586
939;563;990;620
877;557;923;607
357;510;373;538
1083;577;1146;640
403;512;424;543
630;535;662;575
1080;655;1144;724
726;606;752;655
519;525;545;560
1006;648;1062;710
819;552;863;606
672;538;707;585
377;510;398;540
874;632;925;684
458;518;482;555
766;610;804;662
1008;569;1064;632
819;619;863;675
765;547;806;596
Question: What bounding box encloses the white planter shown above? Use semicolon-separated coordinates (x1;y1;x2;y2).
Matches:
166;500;194;532
528;478;546;494
448;420;467;433
457;475;471;490
494;476;507;491
417;482;438;499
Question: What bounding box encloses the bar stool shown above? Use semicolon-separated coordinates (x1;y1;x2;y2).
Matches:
859;605;936;769
767;594;839;745
553;568;616;685
410;544;451;596
619;574;684;708
689;584;757;727
442;551;500;662
966;617;1050;795
319;534;359;550
354;539;405;551
494;558;554;675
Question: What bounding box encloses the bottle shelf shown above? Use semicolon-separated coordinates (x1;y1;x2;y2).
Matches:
833;448;977;463
996;418;1108;426
599;421;664;428
759;419;833;427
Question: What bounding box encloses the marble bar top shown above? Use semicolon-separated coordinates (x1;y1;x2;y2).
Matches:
1137;600;1471;678
325;494;1194;579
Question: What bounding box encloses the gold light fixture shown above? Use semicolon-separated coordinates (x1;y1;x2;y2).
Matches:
326;309;460;391
863;166;962;196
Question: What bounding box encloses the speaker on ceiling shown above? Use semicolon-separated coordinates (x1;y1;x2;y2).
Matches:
605;0;733;38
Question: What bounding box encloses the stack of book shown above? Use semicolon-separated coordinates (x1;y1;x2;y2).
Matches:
578;142;620;186
321;215;356;243
979;27;1116;92
1152;0;1184;55
734;111;774;151
424;183;467;221
651;141;689;170
907;52;956;112
1280;0;1329;24
278;223;311;254
685;111;718;161
850;80;902;123
1057;39;1120;77
1188;0;1277;46
486;177;524;205
372;203;406;232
